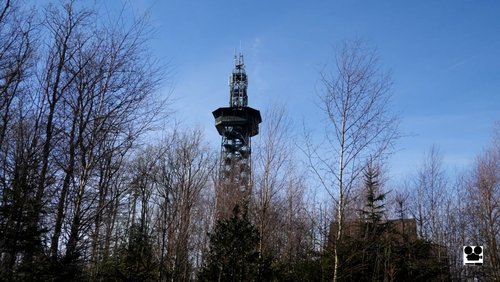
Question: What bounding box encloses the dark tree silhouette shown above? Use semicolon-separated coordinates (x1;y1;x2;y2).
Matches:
199;205;271;282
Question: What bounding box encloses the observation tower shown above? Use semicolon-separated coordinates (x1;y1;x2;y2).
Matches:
213;53;261;218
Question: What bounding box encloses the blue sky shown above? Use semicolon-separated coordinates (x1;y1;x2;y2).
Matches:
100;1;499;180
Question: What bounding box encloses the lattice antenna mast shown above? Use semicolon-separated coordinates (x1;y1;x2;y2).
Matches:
230;53;248;107
213;53;262;218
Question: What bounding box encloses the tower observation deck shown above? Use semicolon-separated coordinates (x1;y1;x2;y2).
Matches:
213;53;261;218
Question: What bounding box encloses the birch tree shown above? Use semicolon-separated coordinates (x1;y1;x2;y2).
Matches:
304;39;399;281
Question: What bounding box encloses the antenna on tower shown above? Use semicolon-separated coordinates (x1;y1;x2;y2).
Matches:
232;41;243;67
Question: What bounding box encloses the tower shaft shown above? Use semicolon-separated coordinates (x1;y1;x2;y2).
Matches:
213;53;261;219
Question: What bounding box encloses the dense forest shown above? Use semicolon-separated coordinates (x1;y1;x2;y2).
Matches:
0;1;498;281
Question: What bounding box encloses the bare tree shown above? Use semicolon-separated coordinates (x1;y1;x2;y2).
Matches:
0;1;168;279
303;39;399;281
465;124;500;280
148;128;215;281
410;145;448;241
0;0;34;150
253;104;292;256
0;1;37;279
442;176;469;280
281;164;315;268
30;2;165;273
251;103;318;274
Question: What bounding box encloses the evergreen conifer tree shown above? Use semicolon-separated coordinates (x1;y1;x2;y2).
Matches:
198;205;271;282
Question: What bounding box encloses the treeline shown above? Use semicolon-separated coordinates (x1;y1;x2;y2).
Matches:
0;1;498;281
